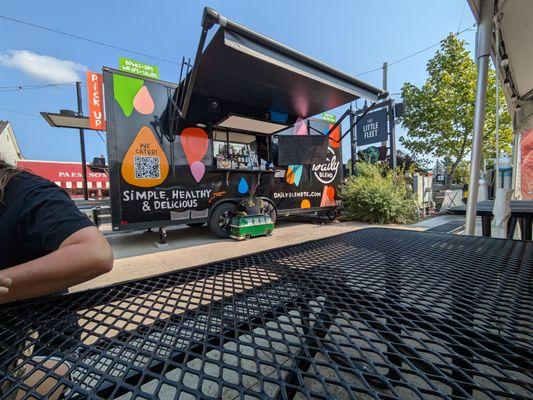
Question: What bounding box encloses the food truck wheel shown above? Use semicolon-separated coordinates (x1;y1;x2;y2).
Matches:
187;223;206;228
260;201;277;223
209;202;239;238
327;210;339;221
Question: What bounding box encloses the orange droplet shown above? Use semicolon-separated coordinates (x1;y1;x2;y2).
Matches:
286;167;295;184
180;127;209;165
327;185;335;201
121;126;169;187
328;124;340;149
133;86;154;115
320;185;336;207
300;199;311;208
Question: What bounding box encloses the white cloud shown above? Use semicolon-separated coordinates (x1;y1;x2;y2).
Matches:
0;50;87;83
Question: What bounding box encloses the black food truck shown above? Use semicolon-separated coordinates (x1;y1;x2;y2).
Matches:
103;7;385;238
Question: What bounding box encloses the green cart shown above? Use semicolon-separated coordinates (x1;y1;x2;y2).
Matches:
230;215;274;240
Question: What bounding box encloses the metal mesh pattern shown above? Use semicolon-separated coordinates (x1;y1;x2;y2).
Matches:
448;200;533;217
0;228;531;399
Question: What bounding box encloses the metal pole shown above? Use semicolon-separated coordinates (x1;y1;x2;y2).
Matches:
382;62;388;92
381;62;391;163
76;81;89;201
349;104;356;175
511;132;521;199
495;21;500;191
465;0;494;235
388;99;397;169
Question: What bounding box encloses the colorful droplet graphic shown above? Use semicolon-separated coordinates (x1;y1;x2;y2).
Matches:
328;124;341;149
190;161;205;183
133;86;155;115
320;185;336;207
180;127;209;182
294;118;307;136
121;126;169;187
113;74;144;117
238;177;249;194
300;199;311;209
286;165;303;186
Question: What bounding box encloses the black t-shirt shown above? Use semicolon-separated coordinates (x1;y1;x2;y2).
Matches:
0;171;94;269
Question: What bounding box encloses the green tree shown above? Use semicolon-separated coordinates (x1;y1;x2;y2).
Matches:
399;33;512;187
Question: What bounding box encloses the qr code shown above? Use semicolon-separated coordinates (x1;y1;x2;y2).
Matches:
134;155;160;179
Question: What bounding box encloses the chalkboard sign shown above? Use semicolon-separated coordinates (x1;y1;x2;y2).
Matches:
277;135;328;165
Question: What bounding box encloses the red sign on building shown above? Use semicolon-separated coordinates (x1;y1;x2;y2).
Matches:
16;160;109;198
87;71;106;130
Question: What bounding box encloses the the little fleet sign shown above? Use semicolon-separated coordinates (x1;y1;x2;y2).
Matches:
356;108;388;146
86;71;106;130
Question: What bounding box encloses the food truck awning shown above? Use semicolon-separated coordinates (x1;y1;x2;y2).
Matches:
183;7;386;122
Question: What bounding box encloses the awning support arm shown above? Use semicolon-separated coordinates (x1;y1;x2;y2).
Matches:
179;26;211;120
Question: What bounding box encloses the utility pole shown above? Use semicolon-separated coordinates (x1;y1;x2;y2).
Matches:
349;103;356;176
76;81;89;201
382;61;388;150
389;100;397;169
382;61;397;169
382;62;388;92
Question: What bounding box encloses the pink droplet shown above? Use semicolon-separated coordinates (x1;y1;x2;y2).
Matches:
190;161;205;183
294;118;307;135
133;86;154;115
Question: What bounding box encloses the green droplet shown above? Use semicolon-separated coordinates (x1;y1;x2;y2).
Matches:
113;74;144;117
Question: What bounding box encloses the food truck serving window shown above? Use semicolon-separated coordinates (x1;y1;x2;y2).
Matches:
214;130;260;170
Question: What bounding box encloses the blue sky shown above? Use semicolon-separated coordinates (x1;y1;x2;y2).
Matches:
0;0;476;163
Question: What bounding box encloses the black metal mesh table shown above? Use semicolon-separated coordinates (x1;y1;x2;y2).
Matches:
1;228;531;399
448;200;533;239
448;200;533;217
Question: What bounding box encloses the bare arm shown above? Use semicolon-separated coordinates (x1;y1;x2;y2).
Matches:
0;226;113;304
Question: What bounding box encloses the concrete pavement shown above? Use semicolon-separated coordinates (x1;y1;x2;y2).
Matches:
71;214;500;293
70;220;422;292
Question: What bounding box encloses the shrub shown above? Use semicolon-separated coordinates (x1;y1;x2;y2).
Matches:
341;163;418;224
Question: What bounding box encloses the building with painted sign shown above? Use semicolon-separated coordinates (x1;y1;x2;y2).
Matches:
16;160;109;199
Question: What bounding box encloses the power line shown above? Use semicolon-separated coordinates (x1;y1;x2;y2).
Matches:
0;107;42;118
457;0;468;34
0;82;76;89
0;15;179;65
0;108;108;143
0;82;77;93
355;24;476;77
96;130;106;143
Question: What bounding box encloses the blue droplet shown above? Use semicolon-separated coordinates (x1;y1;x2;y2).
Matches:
238;177;249;194
292;165;303;186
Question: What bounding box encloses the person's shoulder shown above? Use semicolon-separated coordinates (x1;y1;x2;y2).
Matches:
11;171;57;192
6;171;60;201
